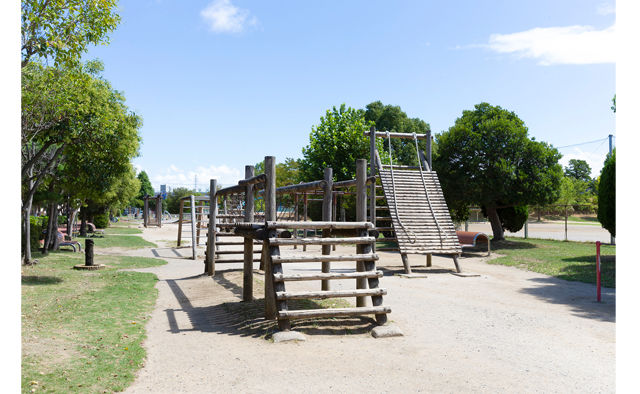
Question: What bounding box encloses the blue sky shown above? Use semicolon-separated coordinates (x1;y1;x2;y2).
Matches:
77;0;617;191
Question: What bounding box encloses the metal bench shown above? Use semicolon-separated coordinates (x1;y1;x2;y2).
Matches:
456;231;490;256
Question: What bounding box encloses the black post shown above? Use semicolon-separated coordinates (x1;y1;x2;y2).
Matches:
85;239;94;266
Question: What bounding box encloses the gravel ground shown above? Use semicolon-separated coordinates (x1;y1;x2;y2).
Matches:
102;221;615;393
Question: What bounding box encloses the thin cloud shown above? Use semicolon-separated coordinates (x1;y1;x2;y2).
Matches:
200;0;258;33
597;2;615;15
481;24;615;65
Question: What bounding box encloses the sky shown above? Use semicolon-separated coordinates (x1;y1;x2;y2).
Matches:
76;0;618;191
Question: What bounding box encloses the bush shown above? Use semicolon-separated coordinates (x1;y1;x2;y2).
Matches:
598;150;615;237
23;216;46;253
93;213;110;229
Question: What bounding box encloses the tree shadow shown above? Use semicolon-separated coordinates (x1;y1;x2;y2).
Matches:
162;272;378;339
518;276;615;323
556;254;616;288
21;276;64;286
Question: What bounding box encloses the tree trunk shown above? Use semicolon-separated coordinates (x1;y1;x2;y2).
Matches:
485;205;505;241
22;201;33;264
80;209;88;237
42;200;55;254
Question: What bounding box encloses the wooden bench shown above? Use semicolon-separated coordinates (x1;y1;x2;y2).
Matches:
456;231;490;256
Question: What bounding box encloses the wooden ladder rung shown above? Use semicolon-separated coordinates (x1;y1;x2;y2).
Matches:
376;247;399;251
215;250;261;255
268;237;375;246
271;253;378;264
212;258;261;263
273;270;383;282
278;306;391;320
277;288;386;301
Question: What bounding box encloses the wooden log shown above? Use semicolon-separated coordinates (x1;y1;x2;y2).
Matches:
217;184;246;197
268;236;375;246
214;250;261;255
278;306;391;320
257;180;327;196
190;195;197;260
177;198;184;247
273;271;383;282
243;165;254;302
272;253;378;264
263;156;278;323
266;221;374;230
212;258;261;263
207;179;217;276
276;288;387;301
321;168;333;291
364;130;429;140
329;228;379;238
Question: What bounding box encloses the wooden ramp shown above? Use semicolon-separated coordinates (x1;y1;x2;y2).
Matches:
377;169;462;273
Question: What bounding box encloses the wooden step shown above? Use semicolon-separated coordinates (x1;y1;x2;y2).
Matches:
278;306;391;320
268;236;375;246
271;253;378;264
273;270;383;282
276;288;387;300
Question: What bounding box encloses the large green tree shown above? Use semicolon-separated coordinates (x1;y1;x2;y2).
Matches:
597;149;615;238
21;60;142;261
21;0;121;68
300;104;382;183
364;101;431;166
564;159;592;183
131;171;155;209
433;102;563;241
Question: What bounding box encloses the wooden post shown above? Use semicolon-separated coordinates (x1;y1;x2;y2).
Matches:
190;195;197;260
321;167;333;291
401;253;412;274
332;193;337;252
156;196;162;228
426;254;432;267
294;193;298;250
369;126;377;253
356;159;368;307
85;239;94;266
264;156;277;321
196;200;203;246
243;166;255;302
565;205;568;241
177;199;184;247
303;192;308;252
426;130;432;169
143;195;149;228
208;179;217;276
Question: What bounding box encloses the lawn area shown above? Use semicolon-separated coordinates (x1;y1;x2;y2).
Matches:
21;251;166;394
76;234;156;249
377;237;615;288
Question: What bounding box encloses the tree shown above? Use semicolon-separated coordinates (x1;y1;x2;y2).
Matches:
21;60;142;261
255;157;301;187
597;149;615;237
433;102;563;241
164;187;204;214
611;94;616;113
364;101;431;166
564;159;592;183
300;104;381;183
21;0;121;68
131;171;155;209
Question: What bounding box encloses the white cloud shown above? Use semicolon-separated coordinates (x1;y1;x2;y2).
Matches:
153;164;242;191
200;0;258;33
597;2;616;15
482;24;615;65
558;147;608;179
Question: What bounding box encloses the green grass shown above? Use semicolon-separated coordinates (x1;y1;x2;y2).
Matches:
478;237;616;287
22;252;167;393
104;227;143;235
75;235;156;249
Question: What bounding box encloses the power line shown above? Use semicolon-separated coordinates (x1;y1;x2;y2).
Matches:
555;137;609;149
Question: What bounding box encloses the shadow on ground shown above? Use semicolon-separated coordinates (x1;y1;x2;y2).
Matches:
161;271;377;340
518;276;615;323
21;276;64;285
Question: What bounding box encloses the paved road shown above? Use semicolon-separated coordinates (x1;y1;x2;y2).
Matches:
464;220;613;243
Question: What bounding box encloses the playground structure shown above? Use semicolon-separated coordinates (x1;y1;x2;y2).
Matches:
365;127;462;274
142;194;163;228
177;195;209;260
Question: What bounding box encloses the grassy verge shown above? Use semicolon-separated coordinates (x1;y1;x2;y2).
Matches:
467;237;616;288
22;252;167;393
75;235;156;250
104;227;143;235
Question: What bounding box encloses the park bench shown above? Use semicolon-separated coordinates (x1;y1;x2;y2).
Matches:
456;231;490;256
41;229;83;252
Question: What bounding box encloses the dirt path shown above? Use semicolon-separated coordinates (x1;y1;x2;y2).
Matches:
100;222;615;393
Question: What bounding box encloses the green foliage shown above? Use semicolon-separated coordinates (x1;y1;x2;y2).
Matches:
611;94;616;113
300;104;377;183
597;149;616;237
433;102;563;239
25;216;46;252
564;159;592;183
164;187;204;214
21;0;122;68
131;171;155;209
93;212;109;228
364;101;431;166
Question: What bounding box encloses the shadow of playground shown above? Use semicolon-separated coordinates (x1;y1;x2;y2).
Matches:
162;272;377;339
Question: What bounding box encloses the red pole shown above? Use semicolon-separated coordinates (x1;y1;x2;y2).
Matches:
596;241;601;302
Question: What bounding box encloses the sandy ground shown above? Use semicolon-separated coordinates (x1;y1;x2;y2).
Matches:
99;221;615;393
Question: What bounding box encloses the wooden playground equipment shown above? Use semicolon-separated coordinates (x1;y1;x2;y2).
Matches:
365;127;463;274
142;194;163;228
176;195;210;259
200;157;389;331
